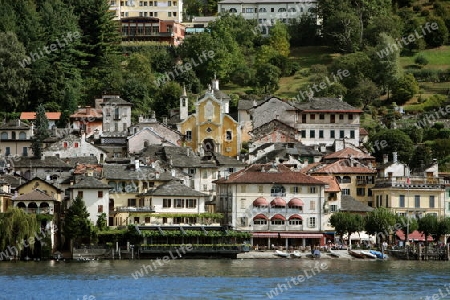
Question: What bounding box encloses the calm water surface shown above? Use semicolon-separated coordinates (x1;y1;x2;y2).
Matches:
0;258;449;299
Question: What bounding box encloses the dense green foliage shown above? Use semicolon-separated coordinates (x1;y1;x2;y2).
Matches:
0;207;40;253
31;104;49;158
63;196;91;246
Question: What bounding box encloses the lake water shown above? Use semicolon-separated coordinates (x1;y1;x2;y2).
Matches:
0;258;449;299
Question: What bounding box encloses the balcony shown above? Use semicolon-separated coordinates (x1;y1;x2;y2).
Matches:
270;192;286;197
115;206;155;212
375;176;446;188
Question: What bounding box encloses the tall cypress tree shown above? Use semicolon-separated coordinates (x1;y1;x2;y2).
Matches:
31;104;50;158
63;195;91;247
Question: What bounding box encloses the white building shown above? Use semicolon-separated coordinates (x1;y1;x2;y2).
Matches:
67;176;111;225
110;0;183;22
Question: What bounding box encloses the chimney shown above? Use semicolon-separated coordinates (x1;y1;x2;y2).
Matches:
392;152;398;164
212;74;219;90
155;172;160;179
171;169;176;177
383;154;388;164
135;158;140;170
253;100;257;107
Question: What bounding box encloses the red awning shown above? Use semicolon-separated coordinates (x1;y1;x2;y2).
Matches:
253;213;268;220
270;197;286;207
288;214;303;220
288;198;304;207
396;230;433;241
253;197;269;207
271;214;286;221
281;233;323;239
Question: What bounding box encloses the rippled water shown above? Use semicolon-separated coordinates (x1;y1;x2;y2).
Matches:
0;259;449;299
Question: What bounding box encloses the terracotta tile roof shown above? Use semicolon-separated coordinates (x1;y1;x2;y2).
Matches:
323;147;374;160
360;128;369;135
310;159;377;175
312;176;341;192
20;112;61;120
214;164;327;185
13;189;56;201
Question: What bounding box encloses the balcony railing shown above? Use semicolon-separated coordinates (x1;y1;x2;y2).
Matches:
115;206;155;212
19;207;53;215
270;192;286;197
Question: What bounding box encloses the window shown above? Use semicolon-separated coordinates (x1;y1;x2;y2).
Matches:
429;196;435;208
173;1;177;5
254;219;267;225
310;201;315;210
342;189;350;195
226;130;232;140
278;8;286;12
271;185;286;196
11;132;16;140
154;12;158;17
349;114;353;120
128;198;136;206
168;0;171;5
290;186;299;194
163;198;171;208
330;205;338;212
19;132;26;140
202;170;208;179
319;114;325;120
342;176;351;183
77;191;83;198
288;7;296;12
271;219;285;225
310;114;315;120
356;188;365;196
258;185;263;193
98;191;103;198
174;199;184;208
330;115;335;123
98;205;103;213
415;195;420;208
241;185;246;193
259;7;266;12
74;142;79;148
173;12;177;16
339;114;344;120
186;130;192;141
309;187;316;194
309;217;316;228
301;115;306;123
289;219;302;225
203;184;208;191
240;199;246;209
399;195;405;208
186;199;197;208
229;8;237;12
340;130;345;138
63;142;68;148
0;132;7;140
188;168;196;175
330;130;335;139
228;167;235;173
310;130;315;138
385;195;389;207
350;130;355;139
301;130;306;138
271;8;274;12
319;130;324;138
22;147;28;157
168;12;171;17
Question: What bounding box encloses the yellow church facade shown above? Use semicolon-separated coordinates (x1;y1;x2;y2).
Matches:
177;79;240;157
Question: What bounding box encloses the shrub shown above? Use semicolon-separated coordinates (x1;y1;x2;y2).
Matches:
421;9;430;16
415;54;429;66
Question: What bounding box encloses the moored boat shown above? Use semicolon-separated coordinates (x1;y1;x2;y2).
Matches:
361;250;377;259
348;249;365;259
274;250;290;258
291;250;302;258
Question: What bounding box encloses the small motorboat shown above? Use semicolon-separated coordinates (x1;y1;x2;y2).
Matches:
369;250;388;259
361;250;377;259
274;250;290;258
291;250;302;258
348;249;365;259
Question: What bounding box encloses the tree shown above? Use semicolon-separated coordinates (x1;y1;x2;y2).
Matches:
329;51;372;90
0;31;30;112
268;21;290;57
391;74;419;105
152;81;182;117
409;144;432;171
348;78;379;109
369;129;414;164
64;195;91;248
31;104;50;158
0;207;40;258
418;214;438;246
365;208;396;246
254;63;281;94
424;16;448;47
96;213;107;231
436;217;450;242
289;14;321;46
330;212;365;249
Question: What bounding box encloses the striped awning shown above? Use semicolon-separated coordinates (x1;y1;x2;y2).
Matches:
251;233;323;239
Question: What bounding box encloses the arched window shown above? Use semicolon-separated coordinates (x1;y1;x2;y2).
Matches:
229;8;237;12
270;184;286;197
288;7;296;12
19;132;26;140
253;214;268;225
259;7;266;12
278;8;286;12
342;176;351;183
335;176;342;183
1;132;7;140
